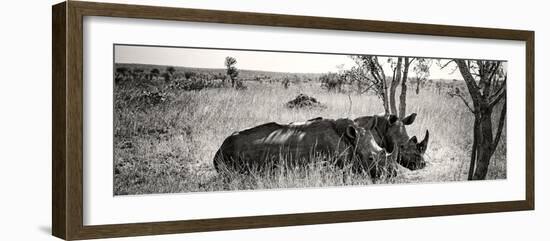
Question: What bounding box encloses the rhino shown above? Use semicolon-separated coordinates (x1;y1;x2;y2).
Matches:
354;113;429;170
213;118;397;178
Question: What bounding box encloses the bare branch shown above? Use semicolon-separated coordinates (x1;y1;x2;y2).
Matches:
490;100;507;156
347;93;353;118
455;59;482;106
439;60;454;69
374;57;387;81
487;62;501;83
489;90;506;108
449;91;475;113
494;73;507;93
482;62;501;97
489;75;507;108
468;117;480;180
449;65;459;74
355;81;378;94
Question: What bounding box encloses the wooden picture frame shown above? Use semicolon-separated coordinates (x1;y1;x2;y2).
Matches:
52;1;534;240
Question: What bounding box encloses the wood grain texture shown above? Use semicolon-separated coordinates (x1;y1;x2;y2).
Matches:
52;2;67;239
51;1;535;240
66;2;85;240
525;32;535;209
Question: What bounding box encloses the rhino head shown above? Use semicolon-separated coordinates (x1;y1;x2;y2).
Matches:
354;113;429;171
398;130;429;170
341;118;398;177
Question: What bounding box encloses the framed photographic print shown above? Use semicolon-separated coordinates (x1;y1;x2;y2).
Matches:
52;1;534;240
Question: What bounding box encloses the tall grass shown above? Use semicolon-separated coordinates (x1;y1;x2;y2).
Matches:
114;80;506;195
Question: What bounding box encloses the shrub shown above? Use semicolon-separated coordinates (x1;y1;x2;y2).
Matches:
320;72;344;92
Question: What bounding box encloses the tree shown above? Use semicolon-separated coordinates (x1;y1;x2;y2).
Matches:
389;57;403;115
149;68;160;80
388;56;422;118
398;57;412;118
115;67;131;83
350;56;391;114
351;56;427;118
132;68;145;80
163;66;177;82
413;59;432;94
166;66;176;75
320;72;343;92
451;60;506;180
224;56;239;87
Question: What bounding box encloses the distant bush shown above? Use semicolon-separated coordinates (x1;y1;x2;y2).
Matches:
235;80;247;90
170;78;225;91
166;66;176;74
115;67;132;83
184;71;198;80
320;72;345;92
149;68;161;80
118;90;170;111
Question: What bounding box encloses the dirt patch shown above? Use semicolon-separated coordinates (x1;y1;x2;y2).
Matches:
285;94;326;109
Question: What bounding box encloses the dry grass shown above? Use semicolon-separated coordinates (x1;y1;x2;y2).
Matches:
114;79;506;195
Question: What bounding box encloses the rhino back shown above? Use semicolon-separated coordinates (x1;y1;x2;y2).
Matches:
216;119;352;169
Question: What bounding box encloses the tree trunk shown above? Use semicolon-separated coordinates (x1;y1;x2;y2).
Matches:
471;106;494;180
389;58;402;115
467;116;479;180
398;57;411;118
382;93;390;115
416;78;421;95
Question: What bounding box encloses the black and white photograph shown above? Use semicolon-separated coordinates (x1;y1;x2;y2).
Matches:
2;0;545;240
113;44;507;195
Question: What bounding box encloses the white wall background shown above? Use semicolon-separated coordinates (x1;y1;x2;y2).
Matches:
0;0;547;240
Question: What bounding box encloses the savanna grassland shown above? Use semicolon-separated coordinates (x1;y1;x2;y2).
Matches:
113;64;506;195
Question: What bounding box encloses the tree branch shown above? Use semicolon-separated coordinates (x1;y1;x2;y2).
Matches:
374;57;387;81
483;62;501;97
439;60;454;69
455;60;482;108
487;62;501;84
449;91;475;113
489;88;506;108
468;117;480;180
490;100;507;156
489;75;506;108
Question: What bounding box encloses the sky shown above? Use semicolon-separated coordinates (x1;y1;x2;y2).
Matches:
115;45;471;80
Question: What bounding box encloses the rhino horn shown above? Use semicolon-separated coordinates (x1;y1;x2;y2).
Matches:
418;130;429;153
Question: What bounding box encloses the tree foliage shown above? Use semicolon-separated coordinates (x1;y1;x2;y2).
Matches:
320;72;345;92
413;59;432;94
224;56;239;87
350;55;391;114
348;56;429;117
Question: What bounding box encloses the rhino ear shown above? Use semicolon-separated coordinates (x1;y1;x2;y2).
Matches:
345;125;358;141
388;115;398;125
409;136;418;144
402;113;417;125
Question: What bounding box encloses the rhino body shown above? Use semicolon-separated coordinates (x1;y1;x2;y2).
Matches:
214;118;393;177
